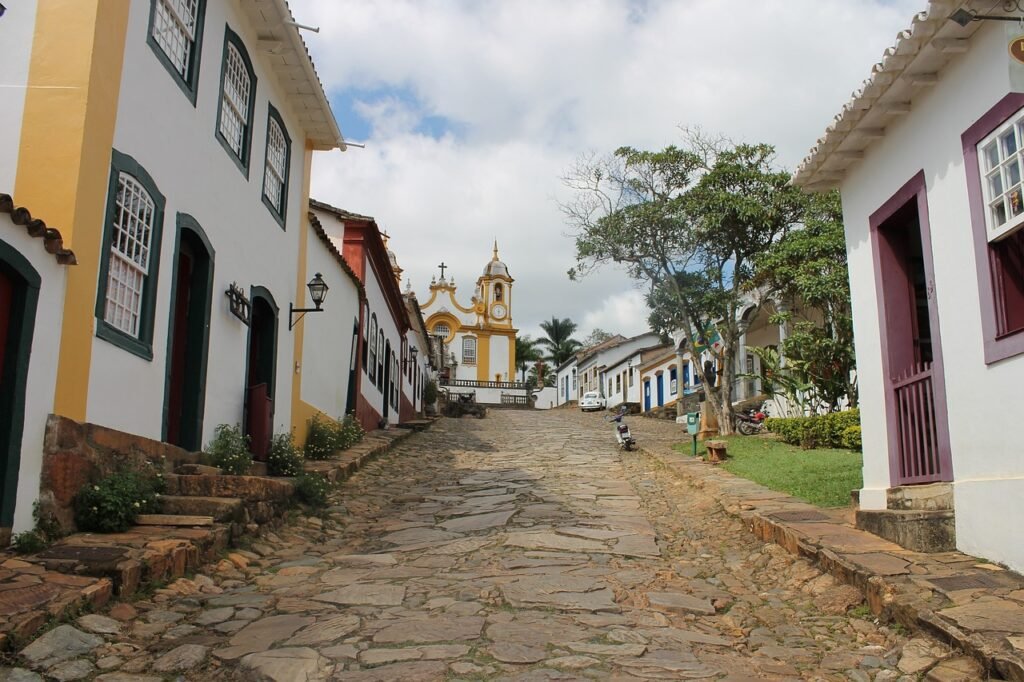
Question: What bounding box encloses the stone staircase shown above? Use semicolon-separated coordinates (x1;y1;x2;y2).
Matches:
855;483;956;552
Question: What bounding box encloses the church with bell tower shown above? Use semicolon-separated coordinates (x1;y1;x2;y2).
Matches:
420;243;517;383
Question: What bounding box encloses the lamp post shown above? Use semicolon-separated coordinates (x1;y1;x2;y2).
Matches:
402;346;419;372
289;273;328;330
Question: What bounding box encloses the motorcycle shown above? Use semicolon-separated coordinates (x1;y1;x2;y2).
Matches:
607;405;637;451
736;404;767;436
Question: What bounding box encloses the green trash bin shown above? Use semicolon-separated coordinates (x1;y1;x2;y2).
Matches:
686;412;700;457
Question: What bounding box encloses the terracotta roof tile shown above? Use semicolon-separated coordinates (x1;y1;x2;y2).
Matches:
0;193;77;266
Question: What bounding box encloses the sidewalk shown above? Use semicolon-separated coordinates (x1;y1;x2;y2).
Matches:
635;423;1024;680
0;426;418;649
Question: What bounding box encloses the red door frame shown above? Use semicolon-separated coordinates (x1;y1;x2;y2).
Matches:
869;171;954;485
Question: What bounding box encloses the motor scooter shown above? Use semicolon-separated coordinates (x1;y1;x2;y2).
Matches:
736;403;768;436
607;406;636;451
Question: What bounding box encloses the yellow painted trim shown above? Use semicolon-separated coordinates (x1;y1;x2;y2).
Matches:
508;336;516;379
425;312;459;344
291;400;347;448
446;289;475;314
15;1;132;420
290;143;315;437
476;334;491;382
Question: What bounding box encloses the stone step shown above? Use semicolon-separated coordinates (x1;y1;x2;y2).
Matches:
856;508;956;553
886;482;953;512
163;474;294;502
160;495;244;522
136;514;214;527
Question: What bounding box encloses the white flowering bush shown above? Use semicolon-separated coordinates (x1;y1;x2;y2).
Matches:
206;424;252;475
267;432;303;477
73;469;165;533
304;414;365;461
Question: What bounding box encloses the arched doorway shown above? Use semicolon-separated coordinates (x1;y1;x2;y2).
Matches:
0;240;40;534
382;339;391;424
245;288;278;460
163;215;214;451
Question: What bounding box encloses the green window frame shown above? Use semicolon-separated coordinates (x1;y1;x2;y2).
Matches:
262;103;291;228
216;25;257;177
95;150;166;360
146;0;207;105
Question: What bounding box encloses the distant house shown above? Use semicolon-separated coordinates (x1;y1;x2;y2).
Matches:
793;1;1024;571
310;201;412;432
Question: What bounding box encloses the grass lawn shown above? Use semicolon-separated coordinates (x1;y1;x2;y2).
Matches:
673;435;863;508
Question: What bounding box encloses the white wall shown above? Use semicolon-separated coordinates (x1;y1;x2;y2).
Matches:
489;334;510;381
533;387;557;410
0;225;66;533
839;22;1024;571
360;254;404;424
301;224;360;420
555;361;577;406
640;355;677;412
0;1;36;192
87;1;315;443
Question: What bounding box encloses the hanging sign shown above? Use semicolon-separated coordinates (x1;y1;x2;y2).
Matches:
1010;35;1024;64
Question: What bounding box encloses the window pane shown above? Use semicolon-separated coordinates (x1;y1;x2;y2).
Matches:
220;44;250;158
985;142;1001;171
152;0;198;79
992;199;1009;228
995;229;1024;336
263;117;287;212
1012;188;1024;218
1009;160;1022;188
1002;130;1018;157
989;170;1004;199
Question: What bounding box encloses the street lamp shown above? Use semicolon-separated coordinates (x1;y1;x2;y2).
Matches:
289;273;329;330
403;346;419;371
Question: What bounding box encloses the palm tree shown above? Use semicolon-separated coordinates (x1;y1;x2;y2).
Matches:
515;335;541;382
538;317;582;367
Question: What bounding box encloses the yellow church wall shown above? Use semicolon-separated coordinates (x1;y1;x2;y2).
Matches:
475;333;491;382
14;0;131;420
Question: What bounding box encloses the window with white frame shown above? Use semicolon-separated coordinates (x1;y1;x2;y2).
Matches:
149;0;204;98
368;315;377;382
96;151;165;359
217;28;256;170
462;337;477;364
105;174;156;338
262;105;290;222
433;323;450;339
979;113;1024;241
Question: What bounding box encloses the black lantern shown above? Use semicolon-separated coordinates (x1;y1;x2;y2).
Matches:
289;273;329;330
403;346;419;371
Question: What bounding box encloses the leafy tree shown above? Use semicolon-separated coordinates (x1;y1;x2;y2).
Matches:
561;132;805;433
750;191;856;411
515;334;542;382
581;328;613;349
537;317;582;367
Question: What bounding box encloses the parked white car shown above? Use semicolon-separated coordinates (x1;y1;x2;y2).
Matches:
579;391;606;412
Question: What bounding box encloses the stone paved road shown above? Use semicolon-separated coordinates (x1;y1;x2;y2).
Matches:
14;411;947;681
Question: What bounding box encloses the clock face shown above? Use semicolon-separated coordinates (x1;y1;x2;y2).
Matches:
492;304;507;319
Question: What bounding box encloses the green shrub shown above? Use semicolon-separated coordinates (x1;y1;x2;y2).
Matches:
206;424;252;474
73;470;165;533
423;379;438;405
842;425;862;451
267;432;303;477
335;414;365;451
295;472;332;508
766;409;861;450
11;531;47;555
304;414;365;460
304;414;339;460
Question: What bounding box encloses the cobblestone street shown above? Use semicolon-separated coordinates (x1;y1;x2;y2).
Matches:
16;411;947;681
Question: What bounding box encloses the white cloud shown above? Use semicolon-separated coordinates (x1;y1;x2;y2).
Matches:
293;0;922;340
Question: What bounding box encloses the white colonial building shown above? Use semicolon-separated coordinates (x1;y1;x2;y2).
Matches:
794;0;1024;571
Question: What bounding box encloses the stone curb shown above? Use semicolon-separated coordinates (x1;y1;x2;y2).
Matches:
637;442;1024;681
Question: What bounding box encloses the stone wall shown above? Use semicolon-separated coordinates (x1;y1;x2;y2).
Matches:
40;415;196;533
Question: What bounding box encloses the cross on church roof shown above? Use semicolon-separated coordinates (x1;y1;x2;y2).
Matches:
438;261;447;279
